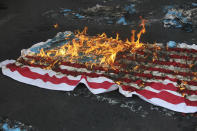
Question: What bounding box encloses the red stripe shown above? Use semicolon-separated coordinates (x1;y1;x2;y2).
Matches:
9;62;197;95
6;63;115;90
120;56;189;68
25;55;112;73
168;47;197;53
6;62;197;106
57;64;197;95
83;77;115;89
7;63;81;86
24;57;193;80
153;60;189;68
59;61;197;87
141;48;197;61
19;57;48;69
55;67;107;78
121;85;197;106
60;61;120;74
63;61;192;83
148;82;197;95
146;82;177;91
117;77;177;92
25;55;53;61
21;56;197;92
169;54;197;60
117;78;197;95
146;67;193;77
22;57;197;87
59;62;174;82
134;72;175;81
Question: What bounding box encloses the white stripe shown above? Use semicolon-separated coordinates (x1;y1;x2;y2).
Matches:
60;65;107;74
86;76;114;83
60;63;178;86
119;87;197;113
116;71;197;91
59;65;115;83
144;86;183;97
61;62;197;91
143;77;197;91
1;60;118;94
60;64;184;92
157;42;197;55
13;62;82;80
152;71;189;81
80;78;118;94
137;54;195;65
178;43;197;50
122;79;177;89
162;79;177;85
186;95;197;102
121;81;197;101
2;67;77;91
1;60;197;112
27;65;82;80
120;81;183;97
60;65;92;73
0;60;16;68
23;56;196;86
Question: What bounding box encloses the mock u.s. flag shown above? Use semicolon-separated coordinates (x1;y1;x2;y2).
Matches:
0;31;197;113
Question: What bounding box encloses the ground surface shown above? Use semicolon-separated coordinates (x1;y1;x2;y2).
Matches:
0;0;197;131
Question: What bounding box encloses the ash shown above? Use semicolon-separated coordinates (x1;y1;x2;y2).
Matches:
63;85;187;119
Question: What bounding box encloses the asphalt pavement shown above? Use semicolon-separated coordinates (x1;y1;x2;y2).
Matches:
0;0;197;131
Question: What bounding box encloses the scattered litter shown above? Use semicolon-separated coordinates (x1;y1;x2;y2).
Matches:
163;5;175;12
163;4;197;32
84;4;107;13
167;41;177;48
80;4;127;25
42;3;138;26
60;9;71;16
61;9;71;13
95;95;120;105
163;8;191;29
75;13;85;19
117;17;128;25
0;118;34;131
124;4;136;14
120;101;139;112
28;31;75;54
192;3;197;7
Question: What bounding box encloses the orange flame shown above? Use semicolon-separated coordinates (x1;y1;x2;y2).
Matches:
37;19;147;69
53;23;59;29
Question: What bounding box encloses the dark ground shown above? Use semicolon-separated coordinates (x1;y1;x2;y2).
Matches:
0;0;197;131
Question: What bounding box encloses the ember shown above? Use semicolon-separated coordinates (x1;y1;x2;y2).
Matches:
53;23;59;28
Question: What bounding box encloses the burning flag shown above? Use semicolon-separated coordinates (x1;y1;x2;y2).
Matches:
0;20;197;113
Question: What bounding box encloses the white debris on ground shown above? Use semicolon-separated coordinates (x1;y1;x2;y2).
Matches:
163;4;197;32
163;8;191;28
64;87;183;119
42;2;137;26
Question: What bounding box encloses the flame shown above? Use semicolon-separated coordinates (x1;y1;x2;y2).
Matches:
133;65;139;71
127;18;146;53
53;23;59;29
36;19;147;69
178;80;187;91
